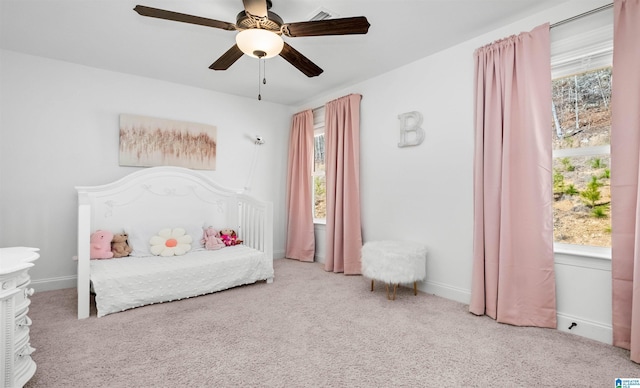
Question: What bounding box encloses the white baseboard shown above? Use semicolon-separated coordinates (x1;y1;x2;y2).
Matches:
419;281;612;344
314;253;325;264
556;312;612;344
30;275;76;292
421;279;471;305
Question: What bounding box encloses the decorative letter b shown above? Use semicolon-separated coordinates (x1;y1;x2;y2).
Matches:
397;111;425;148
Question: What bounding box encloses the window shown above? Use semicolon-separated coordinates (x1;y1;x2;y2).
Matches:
551;8;612;248
312;107;326;221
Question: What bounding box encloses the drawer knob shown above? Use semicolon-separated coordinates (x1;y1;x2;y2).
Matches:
18;316;32;327
25;288;35;297
18;344;36;357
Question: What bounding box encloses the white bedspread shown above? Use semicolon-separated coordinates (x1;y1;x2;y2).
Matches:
90;245;273;317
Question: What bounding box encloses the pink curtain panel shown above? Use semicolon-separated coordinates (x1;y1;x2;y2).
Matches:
324;94;363;275
285;110;315;262
611;0;640;364
470;24;557;328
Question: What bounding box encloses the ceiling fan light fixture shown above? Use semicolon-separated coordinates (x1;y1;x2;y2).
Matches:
236;29;284;59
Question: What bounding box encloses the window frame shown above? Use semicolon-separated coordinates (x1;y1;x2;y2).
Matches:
312;107;326;224
550;11;613;259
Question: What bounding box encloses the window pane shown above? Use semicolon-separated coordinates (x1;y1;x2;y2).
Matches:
314;134;325;173
314;175;326;219
313;132;326;220
553;154;610;247
552;67;611;150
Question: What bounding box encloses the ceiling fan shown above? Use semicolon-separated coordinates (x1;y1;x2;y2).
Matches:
133;0;370;78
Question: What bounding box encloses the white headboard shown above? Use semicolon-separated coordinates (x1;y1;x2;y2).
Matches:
75;166;273;318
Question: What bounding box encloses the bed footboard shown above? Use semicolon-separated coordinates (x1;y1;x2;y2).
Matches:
77;197;92;319
237;195;273;261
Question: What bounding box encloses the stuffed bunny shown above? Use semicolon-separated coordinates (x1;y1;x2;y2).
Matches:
202;227;225;250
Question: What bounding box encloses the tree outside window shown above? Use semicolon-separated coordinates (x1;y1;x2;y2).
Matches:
313;131;326;220
552;67;611;247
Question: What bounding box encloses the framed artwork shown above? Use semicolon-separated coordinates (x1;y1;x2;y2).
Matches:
119;114;217;170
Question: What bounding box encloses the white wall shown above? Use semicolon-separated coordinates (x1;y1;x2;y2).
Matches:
299;0;614;344
0;50;292;290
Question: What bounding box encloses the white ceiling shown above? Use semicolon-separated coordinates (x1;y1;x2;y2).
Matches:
1;0;564;106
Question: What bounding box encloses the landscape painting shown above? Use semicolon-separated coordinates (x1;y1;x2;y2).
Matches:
119;114;217;170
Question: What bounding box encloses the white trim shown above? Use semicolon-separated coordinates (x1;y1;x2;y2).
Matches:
421;280;471;305
552;145;610;158
30;275;77;292
408;279;615;345
422;281;612;344
556;312;612;344
312;106;325;128
554;242;611;260
555;254;611;272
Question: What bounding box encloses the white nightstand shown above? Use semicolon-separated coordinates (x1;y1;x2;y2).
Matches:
1;247;39;388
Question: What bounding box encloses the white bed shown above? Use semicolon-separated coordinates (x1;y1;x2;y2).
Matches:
76;166;273;319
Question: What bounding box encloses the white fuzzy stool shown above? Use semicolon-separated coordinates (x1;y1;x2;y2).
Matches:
361;240;427;300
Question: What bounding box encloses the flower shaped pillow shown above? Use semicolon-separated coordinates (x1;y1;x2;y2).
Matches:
149;228;193;257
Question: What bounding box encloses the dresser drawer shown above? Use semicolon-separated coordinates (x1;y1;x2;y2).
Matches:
15;271;30;288
14;279;35;315
14;347;37;388
15;309;32;345
13;309;36;387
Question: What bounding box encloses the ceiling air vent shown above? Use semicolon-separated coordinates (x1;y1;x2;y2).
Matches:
308;7;338;21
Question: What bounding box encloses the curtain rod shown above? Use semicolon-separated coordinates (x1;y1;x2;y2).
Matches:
550;3;613;29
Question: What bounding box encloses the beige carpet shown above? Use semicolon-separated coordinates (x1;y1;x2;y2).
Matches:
24;258;639;387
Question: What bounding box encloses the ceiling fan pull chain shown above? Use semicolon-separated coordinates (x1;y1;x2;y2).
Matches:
257;57;262;101
263;59;267;85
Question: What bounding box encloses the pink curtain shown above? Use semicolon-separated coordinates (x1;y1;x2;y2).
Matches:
324;94;363;274
469;24;557;328
285;110;315;262
611;0;640;364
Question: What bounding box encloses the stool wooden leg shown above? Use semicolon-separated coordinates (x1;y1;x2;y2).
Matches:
413;281;417;296
392;284;398;300
385;283;390;299
371;279;374;292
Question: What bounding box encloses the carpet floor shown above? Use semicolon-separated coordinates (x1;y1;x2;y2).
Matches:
24;258;639;387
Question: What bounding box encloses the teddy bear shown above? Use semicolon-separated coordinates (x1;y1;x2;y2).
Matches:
90;229;114;259
201;226;225;250
219;228;243;246
111;233;133;258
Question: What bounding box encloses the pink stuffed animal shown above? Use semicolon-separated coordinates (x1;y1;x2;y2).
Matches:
201;227;225;250
90;230;114;259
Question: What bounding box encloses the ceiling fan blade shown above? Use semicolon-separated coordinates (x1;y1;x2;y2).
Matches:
279;42;323;78
134;5;236;31
242;0;268;18
209;45;244;70
283;16;370;37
